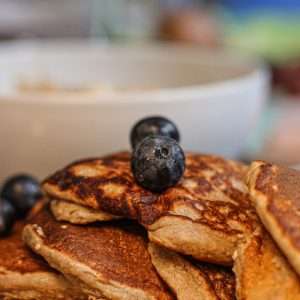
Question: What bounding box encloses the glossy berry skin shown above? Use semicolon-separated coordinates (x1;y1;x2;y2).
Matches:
0;198;16;236
130;116;180;149
131;135;185;193
1;174;42;218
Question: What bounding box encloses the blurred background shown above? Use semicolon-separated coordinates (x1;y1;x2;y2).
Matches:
1;0;300;179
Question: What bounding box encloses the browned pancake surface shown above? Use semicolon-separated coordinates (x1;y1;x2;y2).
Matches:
233;228;300;300
43;151;257;234
0;202;88;300
247;161;300;277
28;209;172;299
194;261;235;300
252;162;300;250
148;243;235;300
0;222;49;274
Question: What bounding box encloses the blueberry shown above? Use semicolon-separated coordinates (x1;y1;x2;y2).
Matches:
0;198;16;236
1;174;42;218
130;116;180;149
131;136;185;193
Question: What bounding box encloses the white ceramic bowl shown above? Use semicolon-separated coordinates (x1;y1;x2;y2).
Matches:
0;40;269;181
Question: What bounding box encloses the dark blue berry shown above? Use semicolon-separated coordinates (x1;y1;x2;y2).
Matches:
1;174;42;218
130;116;180;149
0;198;16;236
131;136;185;192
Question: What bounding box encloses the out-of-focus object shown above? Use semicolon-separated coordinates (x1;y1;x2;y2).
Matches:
222;1;300;164
0;40;268;181
223;0;300;63
261;104;300;165
226;17;300;65
159;8;221;47
0;0;91;38
272;60;300;96
91;0;159;40
247;100;300;165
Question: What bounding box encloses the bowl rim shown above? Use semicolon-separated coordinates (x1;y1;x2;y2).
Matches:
0;39;270;105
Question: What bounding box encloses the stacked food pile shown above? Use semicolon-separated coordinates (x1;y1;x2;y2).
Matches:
1;117;300;300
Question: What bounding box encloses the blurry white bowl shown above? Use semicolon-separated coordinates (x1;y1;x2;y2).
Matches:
0;40;269;181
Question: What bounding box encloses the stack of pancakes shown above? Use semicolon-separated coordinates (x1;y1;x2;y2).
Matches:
1;152;300;300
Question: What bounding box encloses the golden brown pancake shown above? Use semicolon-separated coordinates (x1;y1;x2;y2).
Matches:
0;222;86;300
50;199;120;224
247;161;300;276
43;151;258;265
23;209;173;300
148;243;235;300
233;227;300;300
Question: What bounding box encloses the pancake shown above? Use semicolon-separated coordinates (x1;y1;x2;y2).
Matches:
22;209;173;300
43;151;258;265
0;222;86;300
233;227;300;300
148;243;235;300
247;161;300;276
50;199;120;224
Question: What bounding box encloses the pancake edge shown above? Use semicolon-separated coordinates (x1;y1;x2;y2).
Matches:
22;223;170;300
247;161;300;277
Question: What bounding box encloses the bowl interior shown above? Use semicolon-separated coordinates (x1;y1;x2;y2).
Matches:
0;41;257;96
